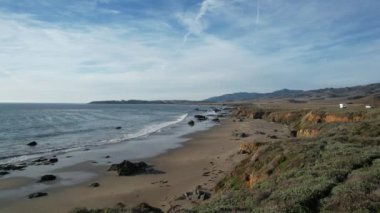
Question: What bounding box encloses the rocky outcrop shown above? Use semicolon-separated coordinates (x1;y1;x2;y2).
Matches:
108;160;150;176
239;142;265;155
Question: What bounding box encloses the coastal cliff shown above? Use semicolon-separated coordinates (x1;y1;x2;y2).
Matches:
195;106;380;212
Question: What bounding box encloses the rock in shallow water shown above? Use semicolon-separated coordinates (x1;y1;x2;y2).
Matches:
194;115;208;121
212;118;220;122
188;120;195;126
28;192;48;199
0;171;9;176
27;141;37;146
49;158;58;163
39;174;56;182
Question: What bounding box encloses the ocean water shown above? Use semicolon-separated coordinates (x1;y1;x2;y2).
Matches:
0;103;203;164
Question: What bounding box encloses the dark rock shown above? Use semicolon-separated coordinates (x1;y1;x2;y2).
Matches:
39;174;56;182
290;130;297;137
212;118;220;123
115;127;122;130
49;158;58;163
253;111;265;119
89;182;100;187
213;108;222;113
131;203;163;213
268;135;278;139
27;141;37;146
108;164;119;171
28;192;48;199
108;160;150;176
105;155;110;159
255;131;266;135
0;164;26;171
194;115;208;121
188;120;195;126
34;157;47;163
240;133;249;138
183;186;211;201
202;172;210;176
0;171;9;176
115;202;126;208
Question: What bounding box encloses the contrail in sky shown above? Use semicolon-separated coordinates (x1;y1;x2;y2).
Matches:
182;0;211;46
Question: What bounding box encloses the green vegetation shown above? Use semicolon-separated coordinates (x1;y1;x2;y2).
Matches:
70;203;163;213
195;108;380;212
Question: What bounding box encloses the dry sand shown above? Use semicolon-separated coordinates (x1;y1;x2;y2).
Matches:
0;117;288;213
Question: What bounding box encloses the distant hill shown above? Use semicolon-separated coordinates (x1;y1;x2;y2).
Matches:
89;83;380;104
89;100;202;105
204;83;380;102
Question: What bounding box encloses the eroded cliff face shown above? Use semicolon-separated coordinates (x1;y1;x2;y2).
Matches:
297;128;320;138
234;107;374;138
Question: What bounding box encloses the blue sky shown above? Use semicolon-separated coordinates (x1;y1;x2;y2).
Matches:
0;0;379;102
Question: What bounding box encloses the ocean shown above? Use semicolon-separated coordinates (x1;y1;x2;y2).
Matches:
0;103;208;164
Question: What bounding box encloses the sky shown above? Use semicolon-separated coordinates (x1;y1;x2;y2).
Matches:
0;0;379;103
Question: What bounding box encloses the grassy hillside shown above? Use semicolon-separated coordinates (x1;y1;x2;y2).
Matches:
205;83;380;104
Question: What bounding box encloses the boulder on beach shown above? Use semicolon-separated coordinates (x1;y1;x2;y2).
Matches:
108;160;150;176
182;185;211;201
188;120;195;126
240;133;249;138
28;192;48;199
27;141;37;146
39;174;56;182
89;182;100;187
194;115;208;121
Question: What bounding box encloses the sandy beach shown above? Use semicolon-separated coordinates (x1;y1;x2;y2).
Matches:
0;116;289;213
